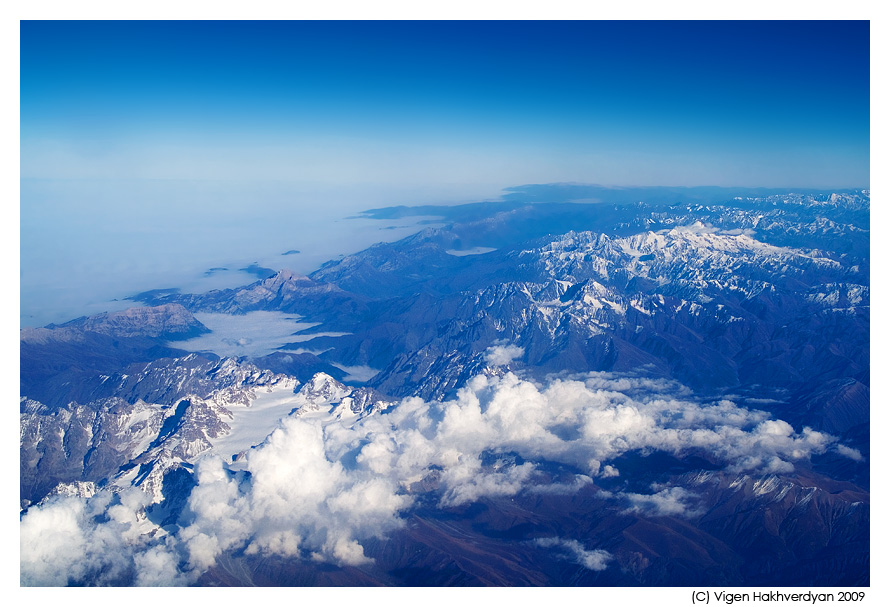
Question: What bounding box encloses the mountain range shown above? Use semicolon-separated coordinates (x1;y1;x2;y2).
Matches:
20;187;869;586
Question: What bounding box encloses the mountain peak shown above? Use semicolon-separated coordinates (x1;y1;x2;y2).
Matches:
300;373;350;400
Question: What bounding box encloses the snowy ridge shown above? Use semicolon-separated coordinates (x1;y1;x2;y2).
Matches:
533;224;847;300
23;370;396;504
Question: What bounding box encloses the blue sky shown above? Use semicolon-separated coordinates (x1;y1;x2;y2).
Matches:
17;20;873;327
21;20;870;189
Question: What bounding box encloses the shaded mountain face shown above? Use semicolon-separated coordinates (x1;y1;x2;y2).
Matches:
20;190;869;586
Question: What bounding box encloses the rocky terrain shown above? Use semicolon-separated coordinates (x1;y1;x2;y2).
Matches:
20;188;869;586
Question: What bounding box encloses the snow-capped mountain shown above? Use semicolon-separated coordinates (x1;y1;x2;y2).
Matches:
21;366;397;507
363;220;866;409
20;190;869;586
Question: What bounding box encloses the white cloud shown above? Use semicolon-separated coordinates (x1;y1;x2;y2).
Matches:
330;364;380;382
484;343;524;366
166;311;319;358
533;537;612;571
180;417;411;570
835;444;864;461
21;369;853;585
20;489;184;586
527;474;594;495
134;543;189;586
20;496;88;586
619;486;704;518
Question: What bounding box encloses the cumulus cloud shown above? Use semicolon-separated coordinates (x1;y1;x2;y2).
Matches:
178;417;411;571
20;489;188;586
484;343;524;366
22;369;853;585
617;486;704;518
533;537;612;571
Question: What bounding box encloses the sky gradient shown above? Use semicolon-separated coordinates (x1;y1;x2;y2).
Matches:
19;20;871;327
21;20;870;188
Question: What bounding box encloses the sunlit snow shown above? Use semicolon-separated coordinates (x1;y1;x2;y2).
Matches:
207;382;300;464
